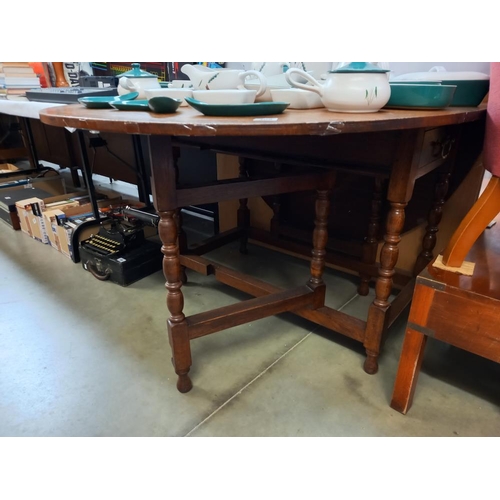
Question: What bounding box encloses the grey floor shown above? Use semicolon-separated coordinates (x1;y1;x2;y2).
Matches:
1;174;499;437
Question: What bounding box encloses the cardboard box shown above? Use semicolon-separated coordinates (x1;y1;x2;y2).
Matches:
29;201;49;244
14;197;46;238
43;209;65;250
1;187;50;230
0;163;19;174
1;176;68;230
53;200;113;260
57;221;75;258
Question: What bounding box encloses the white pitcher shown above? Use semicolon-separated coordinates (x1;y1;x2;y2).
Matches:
181;64;267;98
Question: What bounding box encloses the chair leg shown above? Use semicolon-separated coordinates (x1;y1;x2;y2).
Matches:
442;175;500;267
390;327;428;414
390;282;435;414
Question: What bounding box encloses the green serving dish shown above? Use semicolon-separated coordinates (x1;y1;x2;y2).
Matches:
444;80;490;106
78;92;139;109
385;84;457;110
184;97;290;116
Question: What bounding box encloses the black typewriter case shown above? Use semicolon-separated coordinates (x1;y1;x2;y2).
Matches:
80;239;163;286
79;218;163;286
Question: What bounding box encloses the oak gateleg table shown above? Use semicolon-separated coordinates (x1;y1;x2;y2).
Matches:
40;104;486;392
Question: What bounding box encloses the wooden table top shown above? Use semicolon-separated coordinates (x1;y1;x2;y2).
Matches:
39;103;486;137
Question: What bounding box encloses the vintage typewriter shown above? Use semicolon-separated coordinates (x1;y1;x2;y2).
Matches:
26;87;118;104
79;207;162;286
80;219;145;257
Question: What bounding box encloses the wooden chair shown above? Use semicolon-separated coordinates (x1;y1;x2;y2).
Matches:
391;62;500;414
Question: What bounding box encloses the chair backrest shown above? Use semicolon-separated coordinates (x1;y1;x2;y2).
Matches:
483;62;500;177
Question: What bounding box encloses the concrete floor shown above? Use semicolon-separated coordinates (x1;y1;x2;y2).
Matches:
1;178;499;436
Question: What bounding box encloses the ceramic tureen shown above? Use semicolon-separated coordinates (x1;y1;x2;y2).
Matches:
285;61;391;113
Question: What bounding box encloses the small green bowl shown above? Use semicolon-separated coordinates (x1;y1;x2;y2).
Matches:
386;84;457;110
147;96;182;114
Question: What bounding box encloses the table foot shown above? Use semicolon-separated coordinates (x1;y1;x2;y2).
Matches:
177;372;193;393
357;282;370;296
363;351;379;374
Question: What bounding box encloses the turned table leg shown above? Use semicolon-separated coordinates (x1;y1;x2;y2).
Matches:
159;209;192;393
173;147;188;283
238;157;250;254
413;169;451;275
358;176;385;295
364;201;407;374
308;189;330;294
175;208;188;284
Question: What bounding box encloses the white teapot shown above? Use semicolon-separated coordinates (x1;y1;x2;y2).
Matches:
251;62;290;76
286;62;391;113
180;64;267;98
117;63;161;99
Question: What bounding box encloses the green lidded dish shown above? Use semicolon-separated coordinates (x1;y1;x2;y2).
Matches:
385;83;457;110
391;68;490;107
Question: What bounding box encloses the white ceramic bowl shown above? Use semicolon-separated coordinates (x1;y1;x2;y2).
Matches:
191;89;257;104
145;88;193;106
270;88;324;109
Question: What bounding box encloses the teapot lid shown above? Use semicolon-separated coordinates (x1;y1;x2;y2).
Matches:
117;63;157;78
331;62;389;73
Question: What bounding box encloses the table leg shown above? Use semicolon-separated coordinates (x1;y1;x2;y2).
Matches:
18;117;40;170
363;128;420;374
364;201;407;373
159;209;192;393
413;169;451;275
173;147;188;283
358;176;385;295
149;136;192;393
238;157;250;254
308;189;330;292
238;198;250;254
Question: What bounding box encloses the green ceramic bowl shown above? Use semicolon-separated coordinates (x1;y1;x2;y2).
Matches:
444;80;490;106
147;96;182;113
385;84;457;110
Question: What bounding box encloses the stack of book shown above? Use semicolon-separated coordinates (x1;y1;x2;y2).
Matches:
0;62;41;100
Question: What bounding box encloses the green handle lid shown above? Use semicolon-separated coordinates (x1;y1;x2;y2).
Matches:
117;63;157;78
331;62;389;73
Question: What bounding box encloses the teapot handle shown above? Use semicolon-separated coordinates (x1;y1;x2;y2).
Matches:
285;68;323;97
239;70;268;98
429;66;447;73
119;77;138;92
